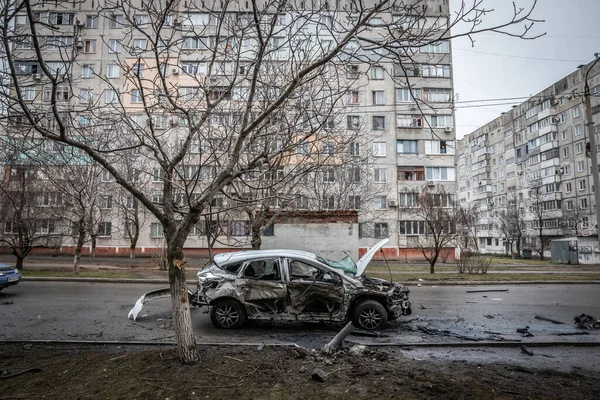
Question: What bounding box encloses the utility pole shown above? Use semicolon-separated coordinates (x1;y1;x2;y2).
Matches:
583;55;600;244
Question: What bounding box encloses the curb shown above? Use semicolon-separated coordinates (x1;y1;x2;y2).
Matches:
21;277;600;285
2;339;599;349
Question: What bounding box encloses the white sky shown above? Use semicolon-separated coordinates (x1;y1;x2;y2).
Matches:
450;0;600;139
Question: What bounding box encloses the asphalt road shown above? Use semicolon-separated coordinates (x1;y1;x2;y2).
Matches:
2;281;599;347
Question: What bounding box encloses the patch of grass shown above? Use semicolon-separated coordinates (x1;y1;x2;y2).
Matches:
366;272;600;282
20;269;146;279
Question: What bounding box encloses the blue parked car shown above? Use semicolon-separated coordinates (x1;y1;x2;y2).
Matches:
0;263;21;290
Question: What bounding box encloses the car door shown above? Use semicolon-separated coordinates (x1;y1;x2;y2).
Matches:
285;258;345;320
234;257;288;314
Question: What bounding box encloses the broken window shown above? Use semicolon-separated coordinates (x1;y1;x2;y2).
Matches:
242;258;281;281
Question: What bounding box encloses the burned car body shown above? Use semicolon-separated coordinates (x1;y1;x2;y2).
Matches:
128;239;411;330
192;239;411;330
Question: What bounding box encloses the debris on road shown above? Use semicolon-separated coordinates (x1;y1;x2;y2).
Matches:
535;315;565;325
520;345;534;356
466;289;509;293
348;345;368;357
323;322;354;354
311;368;329;382
574;314;600;329
484;315;494;319
516;327;534;337
1;368;42;380
1;301;13;305
418;303;427;309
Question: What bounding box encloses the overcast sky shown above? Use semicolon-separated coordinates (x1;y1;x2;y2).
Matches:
450;0;600;139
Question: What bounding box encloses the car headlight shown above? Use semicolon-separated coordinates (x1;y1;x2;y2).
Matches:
0;271;4;276
14;269;19;274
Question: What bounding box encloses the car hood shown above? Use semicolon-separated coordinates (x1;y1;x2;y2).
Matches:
355;238;389;277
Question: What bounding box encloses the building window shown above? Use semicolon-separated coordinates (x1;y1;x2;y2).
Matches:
579;179;587;191
372;142;386;157
399;220;426;235
322;168;335;183
573;107;581;118
397;166;425;181
347;115;360;129
105;89;118;104
562;147;570;158
396;88;421;102
346;64;359;78
22;87;36;101
372;90;385;105
349;142;360;156
397;140;418;154
426;167;455;181
374;168;387;183
229;220;250;236
420;41;449;53
133;39;147;53
134;14;149;27
374;223;389;238
150;222;164;238
348;90;359;104
322;142;335;155
374;196;387;210
580;198;589;209
131;89;142;103
372;116;386;130
322;195;335;210
577;161;585;172
98;222;112;237
565;182;572;193
348;195;361;210
106;64;120;78
83;39;96;53
99;195;113;209
85;15;98;28
109;39;121;53
371;66;384;80
422;64;451;78
399;193;420;207
109;14;124;28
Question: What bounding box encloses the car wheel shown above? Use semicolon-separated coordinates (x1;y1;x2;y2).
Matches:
352;300;388;330
210;299;246;329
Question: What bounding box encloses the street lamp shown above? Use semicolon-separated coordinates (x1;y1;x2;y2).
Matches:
583;55;600;244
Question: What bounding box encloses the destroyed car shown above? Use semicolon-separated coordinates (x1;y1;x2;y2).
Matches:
129;239;411;331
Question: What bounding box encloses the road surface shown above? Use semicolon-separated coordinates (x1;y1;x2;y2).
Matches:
2;281;599;347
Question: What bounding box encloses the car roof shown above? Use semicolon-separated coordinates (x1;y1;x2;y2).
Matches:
213;249;320;265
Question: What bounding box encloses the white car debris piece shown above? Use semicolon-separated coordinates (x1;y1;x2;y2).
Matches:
128;288;171;321
127;239;411;330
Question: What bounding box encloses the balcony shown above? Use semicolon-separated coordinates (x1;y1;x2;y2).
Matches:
539;140;559;153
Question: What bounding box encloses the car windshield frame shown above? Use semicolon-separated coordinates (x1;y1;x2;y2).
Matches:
316;255;357;276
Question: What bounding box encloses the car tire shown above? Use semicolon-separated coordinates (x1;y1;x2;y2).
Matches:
210;299;246;329
352;300;388;330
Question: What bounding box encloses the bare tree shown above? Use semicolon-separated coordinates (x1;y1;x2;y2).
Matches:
494;193;526;257
0;159;64;269
0;0;542;363
456;203;479;253
402;188;458;273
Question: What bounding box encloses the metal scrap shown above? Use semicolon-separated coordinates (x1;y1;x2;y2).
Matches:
520;345;534;356
535;315;565;325
574;313;600;329
516;327;534;337
466;289;509;293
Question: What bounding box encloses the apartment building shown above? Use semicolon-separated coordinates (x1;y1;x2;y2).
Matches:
1;0;455;259
456;60;600;255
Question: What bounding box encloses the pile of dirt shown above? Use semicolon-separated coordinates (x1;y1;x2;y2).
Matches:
1;343;598;399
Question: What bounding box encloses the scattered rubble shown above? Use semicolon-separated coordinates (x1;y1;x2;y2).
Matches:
466;289;509;293
574;314;600;329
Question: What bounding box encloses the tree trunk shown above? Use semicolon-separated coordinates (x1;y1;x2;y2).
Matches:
15;256;24;270
167;245;198;364
129;245;136;258
73;227;85;274
429;250;438;274
90;236;97;259
251;225;262;250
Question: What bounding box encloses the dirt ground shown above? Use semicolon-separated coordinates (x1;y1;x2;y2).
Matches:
1;343;598;400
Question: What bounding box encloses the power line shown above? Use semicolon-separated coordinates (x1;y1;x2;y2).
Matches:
452;48;590;63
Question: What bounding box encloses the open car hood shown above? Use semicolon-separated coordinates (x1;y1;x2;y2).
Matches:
355;238;389;277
